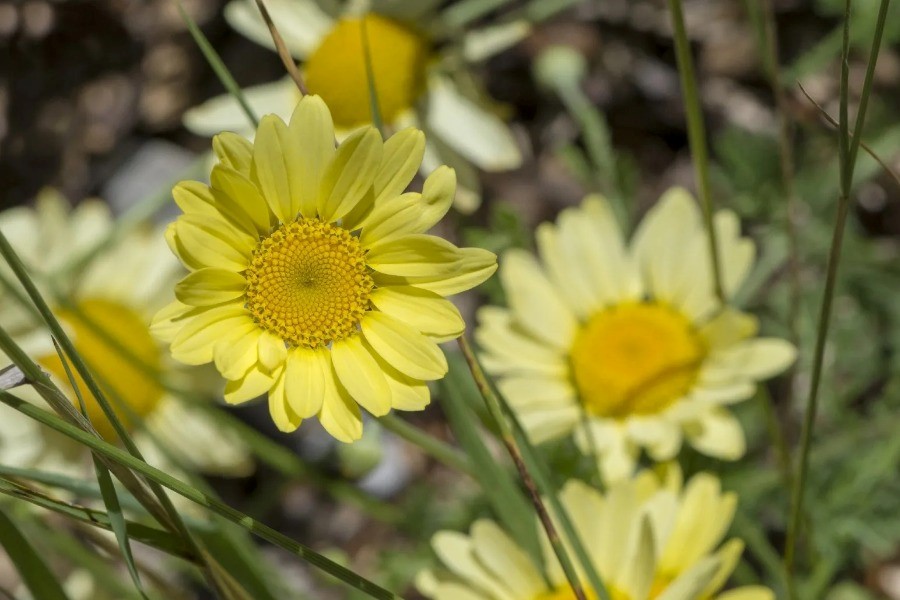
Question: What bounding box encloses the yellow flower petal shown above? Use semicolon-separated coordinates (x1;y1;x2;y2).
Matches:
358;193;423;249
684;408;746;460
416;165;455;233
401;247;498;296
224;364;276;404
150;300;193;343
252;114;304;222
283;347;327;418
331;335;391;416
373;127;425;203
319;358;364;442
361;311;447;380
288;95;335;218
370;286;464;342
317;126;382;223
212;131;253;175
210;164;272;234
269;370;302;432
214;325;262;380
175;215;254;271
366;234;460;277
170;305;249;364
175;268;247;306
257;330;288;373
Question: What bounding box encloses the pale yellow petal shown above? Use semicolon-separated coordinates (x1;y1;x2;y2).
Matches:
470;520;546;599
431;532;513;600
700;539;745;598
617;515;656;600
150;300;193;343
183;78;296;136
288;95;335;218
426;76;522;171
331;335;392;417
317;127;382;223
175;268;247;307
684;408;746;460
370;286;464;342
654;556;721;600
536;220;597;319
500;249;577;350
370;351;430;411
361;311;447;381
717;586;775;600
252;114;303;222
475;306;568;378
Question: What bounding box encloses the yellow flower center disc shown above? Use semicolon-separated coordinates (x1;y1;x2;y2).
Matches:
39;299;164;441
244;218;374;349
304;14;428;129
570;303;705;418
534;581;668;600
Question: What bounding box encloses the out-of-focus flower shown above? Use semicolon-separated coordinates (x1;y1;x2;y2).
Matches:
155;96;496;442
0;189;253;477
184;0;529;211
418;466;774;600
477;189;796;481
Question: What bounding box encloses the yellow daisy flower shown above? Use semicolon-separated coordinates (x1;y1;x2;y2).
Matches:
154;95;497;443
0;189;252;477
417;467;773;600
184;0;528;211
477;189;796;481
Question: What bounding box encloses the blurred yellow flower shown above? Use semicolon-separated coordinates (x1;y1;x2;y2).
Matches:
184;0;529;211
477;190;796;481
0;189;252;476
155;95;496;442
418;467;773;600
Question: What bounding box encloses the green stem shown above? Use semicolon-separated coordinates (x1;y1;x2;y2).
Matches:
378;414;474;476
783;0;891;594
0;391;403;600
458;337;609;600
176;0;258;128
360;16;384;135
667;0;725;303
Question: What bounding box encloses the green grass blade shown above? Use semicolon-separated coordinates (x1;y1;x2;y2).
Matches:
442;0;513;28
0;391;403;600
0;479;196;561
94;459;150;598
52;339;148;598
440;355;543;566
176;0;258;127
0;506;71;600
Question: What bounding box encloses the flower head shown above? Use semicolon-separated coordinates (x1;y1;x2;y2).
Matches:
155;95;496;442
418;467;773;600
0;190;252;476
184;0;529;211
477;189;796;480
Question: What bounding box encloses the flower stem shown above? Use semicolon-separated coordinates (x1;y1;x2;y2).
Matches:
378;413;475;477
458;337;611;600
783;0;891;594
667;0;725;303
